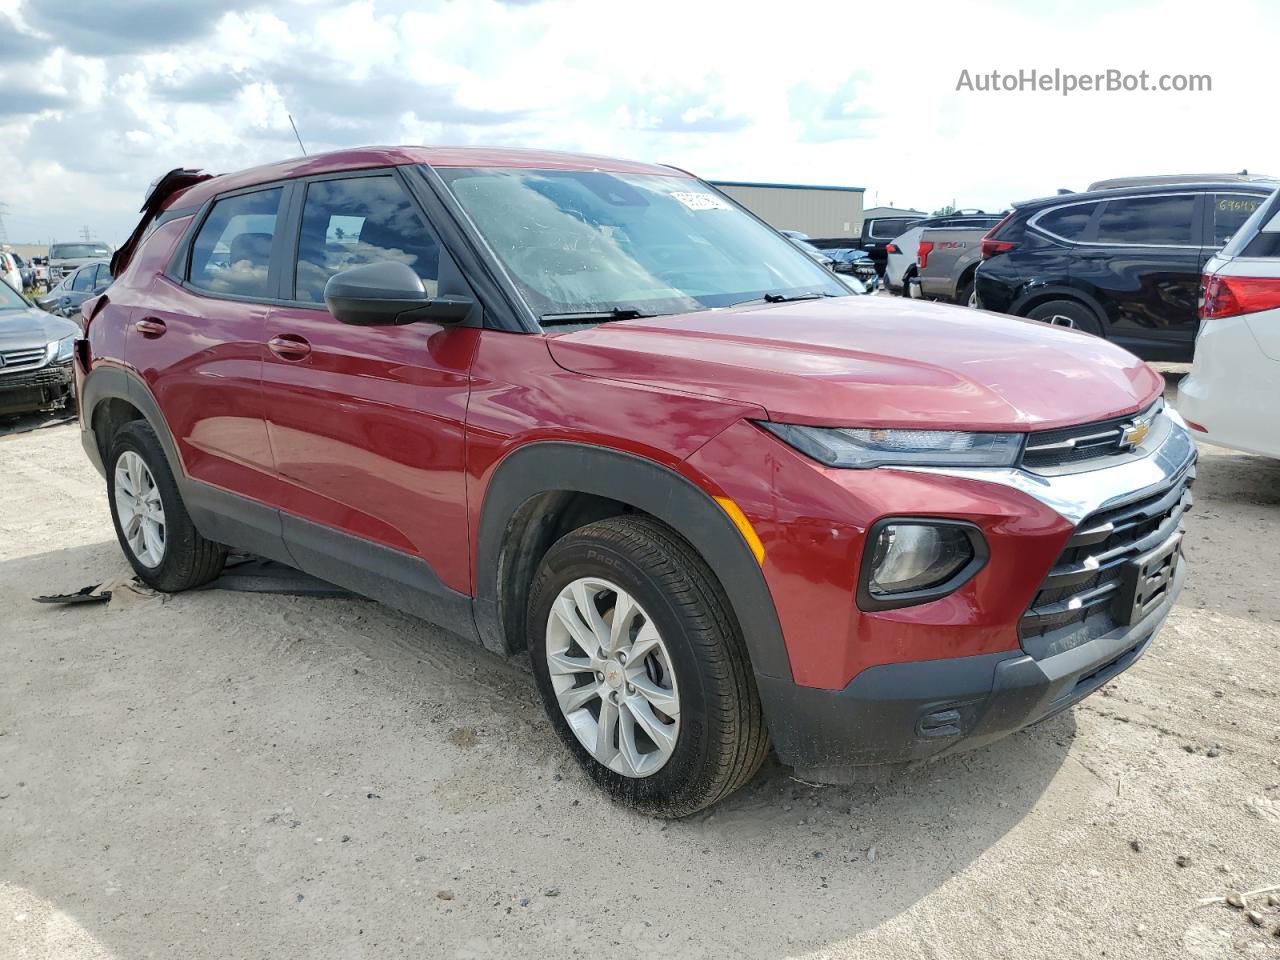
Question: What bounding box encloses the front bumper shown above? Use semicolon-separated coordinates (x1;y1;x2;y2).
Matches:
688;410;1196;778
0;362;74;415
761;562;1181;772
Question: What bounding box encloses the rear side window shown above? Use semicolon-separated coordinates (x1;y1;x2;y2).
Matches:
1035;203;1099;241
71;266;96;291
294;176;440;304
189;187;284;298
1095;195;1196;245
1211;193;1267;247
868;218;914;239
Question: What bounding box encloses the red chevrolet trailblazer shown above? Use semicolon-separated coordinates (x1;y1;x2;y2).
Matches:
76;147;1194;816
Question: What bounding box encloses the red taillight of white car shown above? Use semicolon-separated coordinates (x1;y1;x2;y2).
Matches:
1200;273;1280;320
917;241;934;268
980;212;1017;259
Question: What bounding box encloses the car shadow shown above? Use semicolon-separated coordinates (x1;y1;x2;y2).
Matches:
2;540;1076;960
0;407;77;439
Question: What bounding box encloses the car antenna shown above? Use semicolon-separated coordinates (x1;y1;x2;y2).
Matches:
288;113;308;156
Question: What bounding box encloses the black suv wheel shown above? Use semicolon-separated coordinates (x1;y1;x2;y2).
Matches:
1025;299;1103;337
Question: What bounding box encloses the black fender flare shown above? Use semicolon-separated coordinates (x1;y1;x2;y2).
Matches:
473;441;793;682
79;365;186;480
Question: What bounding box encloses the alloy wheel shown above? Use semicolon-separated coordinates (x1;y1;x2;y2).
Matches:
544;577;680;778
114;450;166;568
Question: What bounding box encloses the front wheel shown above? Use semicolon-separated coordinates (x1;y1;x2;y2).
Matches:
106;420;226;592
528;516;768;817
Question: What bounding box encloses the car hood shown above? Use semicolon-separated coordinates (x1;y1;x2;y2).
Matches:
0;307;79;351
547;296;1164;431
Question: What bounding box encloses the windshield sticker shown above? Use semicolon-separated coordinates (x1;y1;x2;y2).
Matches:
671;191;730;211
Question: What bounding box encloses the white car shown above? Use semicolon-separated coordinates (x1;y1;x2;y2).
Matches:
1178;187;1280;458
884;213;1004;294
0;252;22;293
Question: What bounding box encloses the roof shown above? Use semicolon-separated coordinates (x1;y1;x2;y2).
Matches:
1087;173;1277;190
168;145;691;211
861;206;927;218
710;180;865;194
1013;179;1280;211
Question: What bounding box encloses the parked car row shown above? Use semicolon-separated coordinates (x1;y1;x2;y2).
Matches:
883;175;1274;364
887;212;1005;295
780;231;878;291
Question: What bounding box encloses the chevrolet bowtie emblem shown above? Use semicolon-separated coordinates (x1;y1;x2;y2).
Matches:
1121;419;1151;448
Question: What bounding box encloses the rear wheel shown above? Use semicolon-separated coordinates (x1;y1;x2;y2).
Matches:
107;420;226;592
528;516;768;817
1025;299;1103;337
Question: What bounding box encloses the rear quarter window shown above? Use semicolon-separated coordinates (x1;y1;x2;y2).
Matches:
1212;193;1267;247
1034;202;1100;241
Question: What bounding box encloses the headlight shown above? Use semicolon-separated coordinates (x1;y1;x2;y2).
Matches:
47;335;75;364
760;422;1023;468
858;519;988;611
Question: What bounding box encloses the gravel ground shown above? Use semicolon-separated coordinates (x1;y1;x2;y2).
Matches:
2;378;1279;959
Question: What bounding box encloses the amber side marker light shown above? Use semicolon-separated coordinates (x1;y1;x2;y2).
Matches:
714;497;765;566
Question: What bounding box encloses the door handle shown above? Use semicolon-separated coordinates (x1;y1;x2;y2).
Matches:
134;317;167;337
268;334;312;361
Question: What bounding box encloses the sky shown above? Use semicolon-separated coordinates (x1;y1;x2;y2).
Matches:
0;0;1276;245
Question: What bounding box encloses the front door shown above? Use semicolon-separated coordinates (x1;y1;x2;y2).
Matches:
259;171;479;606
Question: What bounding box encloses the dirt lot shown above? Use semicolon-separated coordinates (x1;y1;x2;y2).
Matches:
2;379;1279;960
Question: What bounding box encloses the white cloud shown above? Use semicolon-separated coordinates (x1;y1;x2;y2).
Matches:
0;0;1275;243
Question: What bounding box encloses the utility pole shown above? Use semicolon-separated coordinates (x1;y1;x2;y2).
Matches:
0;202;10;245
79;224;93;243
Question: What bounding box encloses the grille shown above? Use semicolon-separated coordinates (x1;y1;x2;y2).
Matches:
0;346;48;371
1022;400;1162;470
1019;462;1194;658
0;364;71;390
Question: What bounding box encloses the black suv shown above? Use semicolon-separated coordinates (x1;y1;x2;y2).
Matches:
975;182;1275;360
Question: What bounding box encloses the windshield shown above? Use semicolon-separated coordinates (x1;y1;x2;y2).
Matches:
434;167;847;320
51;243;110;259
0;277;30;309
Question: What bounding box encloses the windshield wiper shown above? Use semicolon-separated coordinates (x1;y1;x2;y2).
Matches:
540;307;654;326
728;291;838;308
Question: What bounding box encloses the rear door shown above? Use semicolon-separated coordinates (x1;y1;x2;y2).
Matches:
1071;192;1202;355
128;185;285;502
260;169;479;599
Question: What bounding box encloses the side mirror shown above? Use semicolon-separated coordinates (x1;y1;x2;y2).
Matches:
323;261;472;326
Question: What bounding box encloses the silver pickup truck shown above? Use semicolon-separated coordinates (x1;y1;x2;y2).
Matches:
908;223;992;306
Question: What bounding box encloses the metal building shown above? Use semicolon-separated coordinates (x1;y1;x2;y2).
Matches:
709;180;866;241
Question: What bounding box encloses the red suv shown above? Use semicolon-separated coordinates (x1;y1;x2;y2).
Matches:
77;147;1194;816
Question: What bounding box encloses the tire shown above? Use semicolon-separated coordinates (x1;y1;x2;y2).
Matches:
528;515;768;817
956;276;976;308
106;420;226;592
1025;299;1103;337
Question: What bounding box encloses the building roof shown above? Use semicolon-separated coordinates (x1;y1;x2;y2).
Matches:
861;206;927;218
169;146;691;211
710;180;865;194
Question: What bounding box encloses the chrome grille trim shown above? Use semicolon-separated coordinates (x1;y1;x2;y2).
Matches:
0;346;49;373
